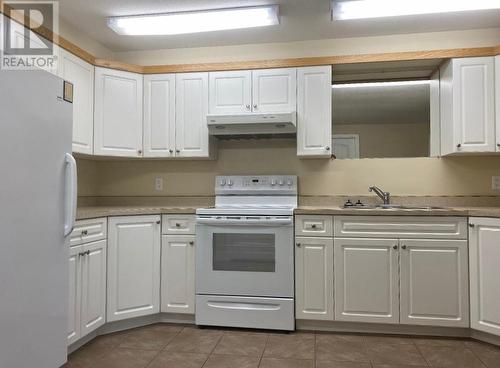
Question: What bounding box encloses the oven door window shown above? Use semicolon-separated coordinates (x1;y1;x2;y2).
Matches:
213;233;275;272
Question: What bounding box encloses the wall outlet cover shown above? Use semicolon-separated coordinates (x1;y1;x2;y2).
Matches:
155;177;164;191
492;176;500;190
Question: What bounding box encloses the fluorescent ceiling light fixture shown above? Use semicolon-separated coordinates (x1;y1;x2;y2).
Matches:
107;5;279;35
331;0;500;20
332;80;430;88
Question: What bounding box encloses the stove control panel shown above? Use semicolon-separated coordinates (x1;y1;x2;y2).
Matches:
216;175;297;194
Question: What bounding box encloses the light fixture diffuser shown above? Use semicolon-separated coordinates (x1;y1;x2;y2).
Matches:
107;5;280;35
331;80;430;88
332;0;500;20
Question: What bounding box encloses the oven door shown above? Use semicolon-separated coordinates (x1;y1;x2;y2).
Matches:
196;216;294;298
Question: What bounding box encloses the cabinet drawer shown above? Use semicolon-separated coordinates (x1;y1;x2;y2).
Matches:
295;215;333;237
334;216;467;239
162;215;196;235
70;218;107;247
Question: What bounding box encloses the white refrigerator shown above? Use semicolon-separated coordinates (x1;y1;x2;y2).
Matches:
0;70;77;367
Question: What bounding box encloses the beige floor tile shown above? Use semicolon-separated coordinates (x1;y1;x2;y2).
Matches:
117;324;181;350
412;337;466;347
164;328;223;353
464;341;500;368
260;357;314;368
316;335;369;362
213;332;268;356
364;335;415;345
372;365;428;368
316;333;367;344
147;351;208;368
86;330;130;348
418;345;486;368
316;360;372;368
91;348;157;368
67;346;113;368
264;332;315;359
366;342;427;366
202;354;260;368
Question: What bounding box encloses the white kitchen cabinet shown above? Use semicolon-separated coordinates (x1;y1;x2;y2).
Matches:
107;215;161;322
94;67;143;157
440;57;496;154
334;238;399;324
496;56;500;152
399;239;469;327
80;240;107;337
59;49;94;155
297;66;332;158
176;72;215;158
295;237;334;320
209;70;252;114
143;74;176;157
67;245;82;345
161;235;196;314
469;217;500;336
252;68;296;113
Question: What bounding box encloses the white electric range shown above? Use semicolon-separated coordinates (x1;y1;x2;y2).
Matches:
195;175;297;331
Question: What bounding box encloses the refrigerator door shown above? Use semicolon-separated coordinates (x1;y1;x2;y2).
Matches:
0;70;74;368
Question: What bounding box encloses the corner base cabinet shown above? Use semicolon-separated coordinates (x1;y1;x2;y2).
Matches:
107;215;161;322
470;217;500;336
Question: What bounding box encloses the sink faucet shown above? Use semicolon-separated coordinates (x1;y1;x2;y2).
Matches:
369;186;391;205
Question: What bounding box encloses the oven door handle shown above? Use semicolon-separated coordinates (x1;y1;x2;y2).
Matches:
196;217;293;226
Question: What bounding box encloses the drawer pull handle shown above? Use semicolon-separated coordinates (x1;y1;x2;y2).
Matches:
175;223;181;227
311;224;317;229
81;230;88;236
189;241;194;245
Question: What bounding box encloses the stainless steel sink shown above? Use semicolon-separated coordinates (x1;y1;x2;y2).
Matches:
344;204;445;210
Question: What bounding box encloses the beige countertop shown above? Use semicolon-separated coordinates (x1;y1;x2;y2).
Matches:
77;204;500;220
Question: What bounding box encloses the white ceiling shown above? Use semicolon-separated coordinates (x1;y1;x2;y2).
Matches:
59;0;500;52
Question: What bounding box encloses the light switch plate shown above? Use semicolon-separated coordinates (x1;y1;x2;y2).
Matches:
155;177;164;191
492;176;500;190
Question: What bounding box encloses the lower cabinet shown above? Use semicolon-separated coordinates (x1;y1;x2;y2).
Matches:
161;235;196;314
67;239;107;345
295;236;334;320
469;217;500;336
334;238;400;324
107;215;161;322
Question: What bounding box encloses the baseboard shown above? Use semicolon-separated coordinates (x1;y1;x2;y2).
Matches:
471;329;500;346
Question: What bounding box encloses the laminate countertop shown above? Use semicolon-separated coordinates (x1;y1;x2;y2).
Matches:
77;205;500;220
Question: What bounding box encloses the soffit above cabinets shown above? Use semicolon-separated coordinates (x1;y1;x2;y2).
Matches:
58;0;500;52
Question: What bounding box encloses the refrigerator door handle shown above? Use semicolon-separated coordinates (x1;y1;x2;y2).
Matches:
64;153;77;236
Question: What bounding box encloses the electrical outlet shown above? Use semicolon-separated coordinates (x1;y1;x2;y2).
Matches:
155;177;164;192
492;176;500;190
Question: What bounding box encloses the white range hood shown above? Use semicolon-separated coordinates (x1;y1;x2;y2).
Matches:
207;112;296;136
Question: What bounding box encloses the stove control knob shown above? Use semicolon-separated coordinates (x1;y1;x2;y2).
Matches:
220;179;226;186
287;179;293;186
228;179;234;187
271;179;277;186
279;180;284;186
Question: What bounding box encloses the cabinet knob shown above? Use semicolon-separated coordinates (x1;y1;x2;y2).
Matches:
393;245;398;250
456;144;461;148
169;149;173;153
497;143;500;148
175;223;181;227
156;220;161;225
189;241;194;246
246;104;251;110
253;104;258;109
81;230;88;235
311;224;317;229
138;150;142;154
296;243;301;247
401;245;407;250
176;149;180;153
325;146;330;151
469;223;475;228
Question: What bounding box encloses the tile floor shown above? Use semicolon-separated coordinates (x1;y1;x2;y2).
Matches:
67;323;500;368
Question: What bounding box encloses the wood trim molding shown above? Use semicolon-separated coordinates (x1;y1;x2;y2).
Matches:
94;59;144;73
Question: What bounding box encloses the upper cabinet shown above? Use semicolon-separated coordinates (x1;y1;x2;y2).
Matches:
297;66;332;158
496;56;500;151
176;72;215;159
208;68;297;114
94;67;143;157
143;74;176;158
59;50;94;155
440;57;496;155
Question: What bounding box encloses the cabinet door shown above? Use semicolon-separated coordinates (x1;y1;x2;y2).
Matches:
469;217;500;336
59;49;94;155
107;216;161;322
143;74;176;157
400;239;469;327
209;71;251;114
297;66;332;158
496;56;500;152
68;245;82;345
295;237;334;320
334;238;399;323
94;67;143;157
441;57;495;154
252;68;296;113
175;72;211;158
161;235;195;314
80;240;107;337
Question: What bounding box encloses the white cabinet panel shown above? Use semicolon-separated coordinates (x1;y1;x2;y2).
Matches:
334;238;399;323
252;68;296;113
209;71;251;114
162;214;196;235
470;217;500;336
295;215;333;237
59;49;94;155
143;74;176;157
161;235;196;314
68;245;82;345
496;56;500;152
94;67;143;157
107;216;161;322
80;240;107;336
400;239;469;327
440;57;495;154
175;72;213;158
295;237;334;320
297;66;332;157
